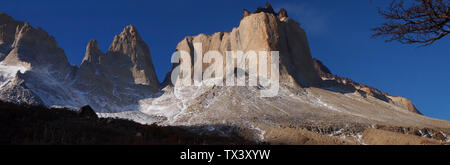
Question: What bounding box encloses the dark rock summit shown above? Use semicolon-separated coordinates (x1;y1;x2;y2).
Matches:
255;2;275;14
278;8;288;19
77;105;98;119
242;2;288;20
312;58;332;76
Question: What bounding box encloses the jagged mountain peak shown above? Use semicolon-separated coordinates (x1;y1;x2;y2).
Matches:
110;25;141;46
81;39;104;65
108;25;143;54
1;17;70;75
78;25;159;90
106;25;159;87
87;39;99;50
121;25;139;38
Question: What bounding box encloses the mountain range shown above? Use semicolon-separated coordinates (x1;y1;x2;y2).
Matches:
0;3;448;144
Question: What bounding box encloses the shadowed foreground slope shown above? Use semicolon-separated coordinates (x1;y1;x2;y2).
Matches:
1;100;448;145
0;101;253;145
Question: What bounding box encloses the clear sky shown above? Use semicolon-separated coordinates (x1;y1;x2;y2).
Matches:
2;0;449;120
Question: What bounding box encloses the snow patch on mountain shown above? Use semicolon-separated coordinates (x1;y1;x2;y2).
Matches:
0;62;29;87
97;111;159;125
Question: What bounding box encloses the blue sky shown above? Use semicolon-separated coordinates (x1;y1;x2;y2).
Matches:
2;0;449;120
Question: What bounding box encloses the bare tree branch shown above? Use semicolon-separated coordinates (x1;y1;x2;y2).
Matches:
372;0;450;46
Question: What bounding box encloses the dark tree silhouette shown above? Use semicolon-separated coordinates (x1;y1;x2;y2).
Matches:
372;0;449;46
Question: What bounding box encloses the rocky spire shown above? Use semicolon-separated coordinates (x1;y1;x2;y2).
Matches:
108;25;142;56
81;39;104;65
278;8;288;18
106;25;159;87
254;2;276;14
265;2;274;12
242;9;250;18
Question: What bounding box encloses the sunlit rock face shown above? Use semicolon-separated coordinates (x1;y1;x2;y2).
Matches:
176;10;321;87
78;25;159;89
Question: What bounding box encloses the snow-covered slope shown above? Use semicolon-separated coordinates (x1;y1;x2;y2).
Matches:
0;62;28;88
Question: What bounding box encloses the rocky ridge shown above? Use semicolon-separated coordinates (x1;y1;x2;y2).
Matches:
313;58;420;114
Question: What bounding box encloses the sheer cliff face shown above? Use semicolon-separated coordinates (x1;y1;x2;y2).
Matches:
176;11;321;87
